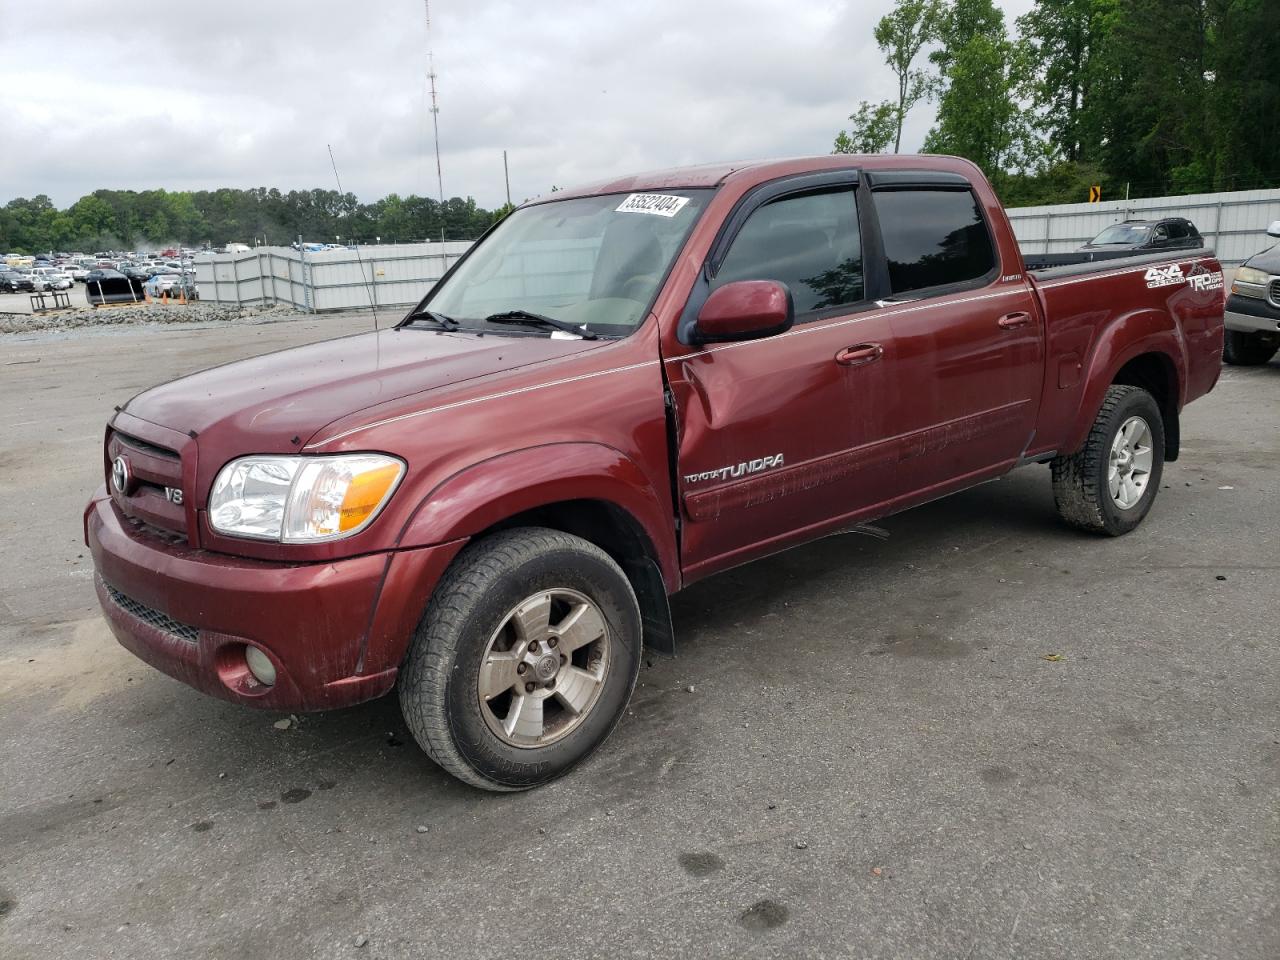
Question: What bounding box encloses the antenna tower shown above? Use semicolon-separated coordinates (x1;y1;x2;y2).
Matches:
425;0;445;235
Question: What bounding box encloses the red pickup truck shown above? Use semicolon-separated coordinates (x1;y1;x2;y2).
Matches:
86;155;1225;791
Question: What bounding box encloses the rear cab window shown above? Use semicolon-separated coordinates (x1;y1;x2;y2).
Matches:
872;187;997;296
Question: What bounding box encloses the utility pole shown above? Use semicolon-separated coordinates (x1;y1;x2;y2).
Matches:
425;0;445;243
503;150;512;207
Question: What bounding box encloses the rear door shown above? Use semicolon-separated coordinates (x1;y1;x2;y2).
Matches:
867;176;1044;492
668;173;900;575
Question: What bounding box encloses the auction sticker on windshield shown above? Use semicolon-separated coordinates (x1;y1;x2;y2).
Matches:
616;193;690;217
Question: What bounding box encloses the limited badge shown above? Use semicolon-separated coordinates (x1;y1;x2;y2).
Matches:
615;193;690;217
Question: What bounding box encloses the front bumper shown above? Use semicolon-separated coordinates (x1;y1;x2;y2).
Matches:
1225;293;1280;336
86;492;465;711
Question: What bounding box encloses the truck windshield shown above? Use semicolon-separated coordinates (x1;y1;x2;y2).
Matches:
422;190;712;336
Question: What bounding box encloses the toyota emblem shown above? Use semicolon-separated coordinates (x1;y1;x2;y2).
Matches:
111;455;131;494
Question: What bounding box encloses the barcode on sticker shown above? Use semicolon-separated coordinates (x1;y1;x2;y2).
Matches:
615;193;690;217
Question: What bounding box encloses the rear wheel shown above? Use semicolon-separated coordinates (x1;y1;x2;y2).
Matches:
1051;384;1165;536
398;527;642;791
1223;329;1279;366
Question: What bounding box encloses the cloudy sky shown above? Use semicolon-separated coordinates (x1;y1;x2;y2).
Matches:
7;0;1033;210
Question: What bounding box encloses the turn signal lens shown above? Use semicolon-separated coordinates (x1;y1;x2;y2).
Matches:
339;462;403;531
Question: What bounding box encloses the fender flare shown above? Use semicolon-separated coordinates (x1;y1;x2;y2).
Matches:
395;442;680;591
1062;308;1187;456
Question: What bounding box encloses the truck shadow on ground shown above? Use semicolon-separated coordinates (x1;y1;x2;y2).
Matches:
667;468;1063;639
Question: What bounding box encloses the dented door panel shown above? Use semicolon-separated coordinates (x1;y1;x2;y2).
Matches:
669;309;899;575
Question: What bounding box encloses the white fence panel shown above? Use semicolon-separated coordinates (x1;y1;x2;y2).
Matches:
193;241;473;312
1006;188;1280;264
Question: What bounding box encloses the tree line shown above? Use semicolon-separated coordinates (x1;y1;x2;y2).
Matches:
0;188;511;255
836;0;1279;206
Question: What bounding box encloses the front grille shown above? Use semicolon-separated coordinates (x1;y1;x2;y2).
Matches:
114;431;179;461
1269;279;1280;308
107;429;188;538
105;583;199;643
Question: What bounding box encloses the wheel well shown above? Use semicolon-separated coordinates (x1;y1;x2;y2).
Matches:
473;499;676;655
1113;352;1180;461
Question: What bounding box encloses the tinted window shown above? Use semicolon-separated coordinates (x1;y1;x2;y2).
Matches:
874;189;995;294
1164;221;1187;240
713;188;862;315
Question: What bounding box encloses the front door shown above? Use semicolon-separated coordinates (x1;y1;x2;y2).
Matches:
667;179;900;578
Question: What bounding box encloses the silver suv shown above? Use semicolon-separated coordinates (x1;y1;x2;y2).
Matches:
1225;221;1280;366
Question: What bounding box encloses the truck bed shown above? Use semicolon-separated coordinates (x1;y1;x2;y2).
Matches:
1022;246;1225;461
1022;246;1215;275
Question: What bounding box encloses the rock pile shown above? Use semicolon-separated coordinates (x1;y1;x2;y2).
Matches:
0;302;303;334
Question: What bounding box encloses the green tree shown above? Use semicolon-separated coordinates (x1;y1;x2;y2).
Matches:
1209;0;1280;191
923;0;1037;179
1015;0;1116;163
833;101;898;154
875;0;943;152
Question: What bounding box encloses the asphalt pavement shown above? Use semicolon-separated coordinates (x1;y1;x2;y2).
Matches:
1;314;1276;959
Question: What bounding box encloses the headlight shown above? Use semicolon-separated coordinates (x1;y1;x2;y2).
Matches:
1232;266;1268;295
209;454;405;542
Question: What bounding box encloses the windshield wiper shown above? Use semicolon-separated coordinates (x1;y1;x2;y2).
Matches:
484;310;598;340
401;309;461;331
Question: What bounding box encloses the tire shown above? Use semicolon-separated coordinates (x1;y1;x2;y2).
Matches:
1051;384;1165;536
399;527;642;791
1222;329;1279;366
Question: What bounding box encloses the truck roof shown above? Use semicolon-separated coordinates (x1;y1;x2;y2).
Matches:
533;154;981;205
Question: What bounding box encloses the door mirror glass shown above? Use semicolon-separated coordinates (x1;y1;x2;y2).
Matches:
1267;221;1280;239
694;280;794;344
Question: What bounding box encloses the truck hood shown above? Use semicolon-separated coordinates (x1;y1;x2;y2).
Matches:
120;328;602;448
1242;243;1280;273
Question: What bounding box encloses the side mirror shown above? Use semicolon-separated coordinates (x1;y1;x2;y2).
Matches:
694;280;794;344
1267;221;1280;239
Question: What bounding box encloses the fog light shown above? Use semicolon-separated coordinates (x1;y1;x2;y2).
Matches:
244;646;277;686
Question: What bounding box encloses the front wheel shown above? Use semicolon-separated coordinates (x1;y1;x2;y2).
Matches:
1051;384;1165;536
399;527;642;791
1223;329;1279;366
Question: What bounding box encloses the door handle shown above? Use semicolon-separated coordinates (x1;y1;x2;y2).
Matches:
997;311;1032;330
835;342;883;366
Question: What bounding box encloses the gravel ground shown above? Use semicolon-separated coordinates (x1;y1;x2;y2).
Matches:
0;315;1276;960
0;301;302;334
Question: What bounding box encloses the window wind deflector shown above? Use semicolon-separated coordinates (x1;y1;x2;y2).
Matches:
484;310;599;340
401;309;461;331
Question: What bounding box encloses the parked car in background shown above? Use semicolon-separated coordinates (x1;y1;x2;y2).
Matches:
14;268;49;292
32;267;73;290
0;269;36;293
143;272;198;300
67;264;92;282
1223;220;1280;366
1079;218;1203;253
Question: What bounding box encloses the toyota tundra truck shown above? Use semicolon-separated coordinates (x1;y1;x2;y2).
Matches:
86;155;1225;791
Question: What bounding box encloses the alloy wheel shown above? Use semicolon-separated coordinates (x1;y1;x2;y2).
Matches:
477;588;610;748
